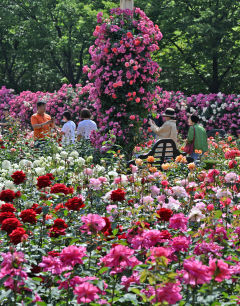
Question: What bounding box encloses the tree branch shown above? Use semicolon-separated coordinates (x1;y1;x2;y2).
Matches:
168;38;209;87
219;53;240;84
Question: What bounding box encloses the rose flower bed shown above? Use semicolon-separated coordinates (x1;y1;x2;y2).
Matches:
0;128;239;305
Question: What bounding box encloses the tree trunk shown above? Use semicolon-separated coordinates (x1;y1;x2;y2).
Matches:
209;54;220;93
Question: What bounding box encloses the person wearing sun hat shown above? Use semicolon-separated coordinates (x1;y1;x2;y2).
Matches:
0;105;11;136
149;108;178;144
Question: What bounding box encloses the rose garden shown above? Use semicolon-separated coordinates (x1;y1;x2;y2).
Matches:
0;5;239;306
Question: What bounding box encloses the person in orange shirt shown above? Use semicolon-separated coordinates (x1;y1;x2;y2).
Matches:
31;101;55;148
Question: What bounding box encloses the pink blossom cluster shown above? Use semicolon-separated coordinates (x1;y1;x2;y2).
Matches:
0;250;27;290
87;8;163;150
153;87;240;137
40;245;87;274
0;86;15;119
1;84;94;127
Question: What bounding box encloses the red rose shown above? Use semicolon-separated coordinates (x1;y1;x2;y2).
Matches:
67;186;74;194
1;217;22;234
135;221;150;229
134;39;141;46
159;230;172;240
118;233;127;240
0;212;15;223
48;251;60;257
48;227;66;238
101;217;112;234
15;191;22;198
20;209;37;224
51;184;69;195
11;170;26;185
54;203;64;212
9;227;28;245
65;197;85;211
110;189;126;202
53;218;68;229
46;173;55;180
157;208;173;222
228;160;237;169
0;189;16;202
31;203;42;214
0;203;16;213
37;175;52;189
126;31;133;39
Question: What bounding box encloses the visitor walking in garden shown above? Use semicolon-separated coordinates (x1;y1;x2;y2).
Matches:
60;111;76;145
0;106;11;136
31;101;55;148
186;114;208;161
148;108;178;144
77;108;97;141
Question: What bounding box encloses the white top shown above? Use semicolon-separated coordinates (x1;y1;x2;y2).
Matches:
150;120;178;144
61;121;76;144
77;119;97;139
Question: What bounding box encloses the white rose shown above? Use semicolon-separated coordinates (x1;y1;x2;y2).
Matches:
60;151;68;159
69;151;79;158
33;160;41;167
108;171;118;178
35;167;45;176
56;166;65;175
2;160;11;170
76;157;85;166
4;180;15;190
188;207;205;222
19;159;30;168
67;157;74;165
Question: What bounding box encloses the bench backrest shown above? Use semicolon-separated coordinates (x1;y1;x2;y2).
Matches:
147;139;180;164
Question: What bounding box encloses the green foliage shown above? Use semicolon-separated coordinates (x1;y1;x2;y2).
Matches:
1;0;240;93
135;0;240;94
0;0;118;92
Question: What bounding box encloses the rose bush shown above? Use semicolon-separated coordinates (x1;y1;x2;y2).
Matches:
0;126;239;305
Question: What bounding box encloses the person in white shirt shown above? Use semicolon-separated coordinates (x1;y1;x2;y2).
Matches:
149;108;178;144
61;111;76;145
77;108;97;141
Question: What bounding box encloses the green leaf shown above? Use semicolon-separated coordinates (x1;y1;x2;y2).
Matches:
98;267;109;274
32;277;43;282
112;228;119;236
232;210;240;215
214;210;222;218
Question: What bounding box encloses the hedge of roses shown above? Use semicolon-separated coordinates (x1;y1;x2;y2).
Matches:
0;128;239;304
1;84;239;145
0;8;239;150
0;84;94;128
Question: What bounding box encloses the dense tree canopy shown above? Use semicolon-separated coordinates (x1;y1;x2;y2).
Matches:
0;0;118;92
0;0;239;94
136;0;240;93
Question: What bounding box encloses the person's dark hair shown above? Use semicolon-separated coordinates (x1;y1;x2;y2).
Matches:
81;108;91;119
37;101;46;108
191;114;199;123
63;111;71;121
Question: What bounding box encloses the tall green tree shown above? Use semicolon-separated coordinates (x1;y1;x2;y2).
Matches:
0;0;118;92
136;0;240;93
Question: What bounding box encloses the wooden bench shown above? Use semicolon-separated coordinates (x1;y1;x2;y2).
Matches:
128;139;192;168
